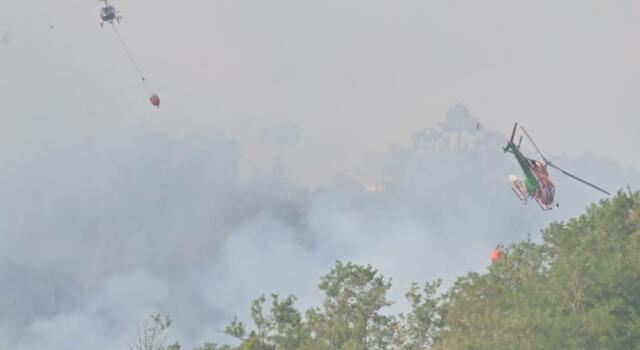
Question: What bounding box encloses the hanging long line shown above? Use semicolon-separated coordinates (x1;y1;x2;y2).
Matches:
110;23;149;89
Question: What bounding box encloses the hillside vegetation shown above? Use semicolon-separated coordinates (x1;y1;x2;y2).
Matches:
158;191;640;350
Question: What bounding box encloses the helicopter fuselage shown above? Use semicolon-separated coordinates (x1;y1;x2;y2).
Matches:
100;6;116;22
99;2;122;27
504;141;556;210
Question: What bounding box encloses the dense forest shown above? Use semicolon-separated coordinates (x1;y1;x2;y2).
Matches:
138;191;640;350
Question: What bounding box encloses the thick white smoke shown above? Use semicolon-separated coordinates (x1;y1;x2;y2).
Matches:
1;106;637;349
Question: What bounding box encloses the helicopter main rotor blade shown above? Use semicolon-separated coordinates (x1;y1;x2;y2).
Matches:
547;163;611;195
519;126;549;164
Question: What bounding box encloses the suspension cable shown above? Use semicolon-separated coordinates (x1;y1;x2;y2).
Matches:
110;23;149;88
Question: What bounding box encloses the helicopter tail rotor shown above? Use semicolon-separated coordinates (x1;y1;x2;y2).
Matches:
509;123;518;144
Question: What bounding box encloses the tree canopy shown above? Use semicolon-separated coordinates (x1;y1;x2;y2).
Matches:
166;191;640;350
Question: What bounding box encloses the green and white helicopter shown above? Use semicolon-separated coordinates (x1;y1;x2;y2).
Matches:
504;123;610;210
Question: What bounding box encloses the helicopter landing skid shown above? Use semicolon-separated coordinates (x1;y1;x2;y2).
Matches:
535;199;554;211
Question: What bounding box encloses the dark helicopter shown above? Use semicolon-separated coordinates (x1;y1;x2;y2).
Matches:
99;0;122;27
97;0;162;108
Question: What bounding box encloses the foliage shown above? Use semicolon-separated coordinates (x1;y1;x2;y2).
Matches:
147;192;640;349
395;280;442;349
436;191;640;349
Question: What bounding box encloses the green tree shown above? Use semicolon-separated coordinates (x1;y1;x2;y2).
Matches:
194;343;233;350
224;317;247;342
436;192;640;349
190;192;640;350
223;261;395;350
396;280;442;349
315;261;395;350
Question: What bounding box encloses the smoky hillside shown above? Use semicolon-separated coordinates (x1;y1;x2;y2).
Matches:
1;106;637;349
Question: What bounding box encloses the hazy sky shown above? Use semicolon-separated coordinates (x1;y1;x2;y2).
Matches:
2;2;640;349
4;107;635;349
2;0;640;184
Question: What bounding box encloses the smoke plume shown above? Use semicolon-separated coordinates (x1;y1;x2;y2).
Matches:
1;106;637;349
